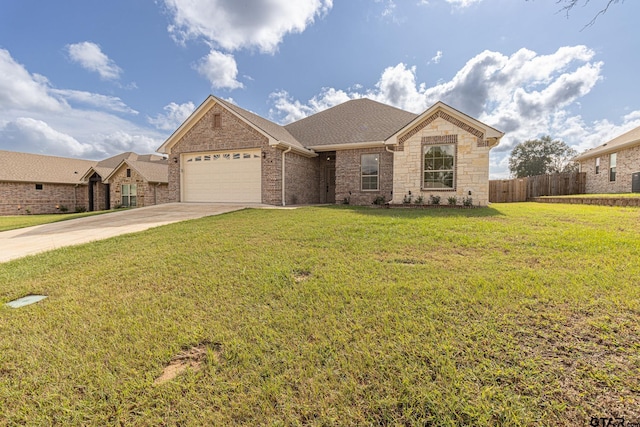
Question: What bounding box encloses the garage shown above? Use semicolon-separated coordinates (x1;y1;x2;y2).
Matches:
182;149;262;203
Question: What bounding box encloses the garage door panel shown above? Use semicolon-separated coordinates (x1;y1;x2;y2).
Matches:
183;150;261;203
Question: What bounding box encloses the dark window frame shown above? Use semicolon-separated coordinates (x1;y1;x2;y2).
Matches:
609;153;617;182
361;153;380;191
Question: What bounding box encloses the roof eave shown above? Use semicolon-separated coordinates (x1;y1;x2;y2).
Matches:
270;141;317;158
574;138;640;161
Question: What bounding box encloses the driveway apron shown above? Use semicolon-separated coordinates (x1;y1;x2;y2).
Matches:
0;203;249;263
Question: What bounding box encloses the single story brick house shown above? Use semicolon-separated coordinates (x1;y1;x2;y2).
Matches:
575;125;640;193
158;96;504;206
81;152;169;210
0;150;168;215
0;150;95;215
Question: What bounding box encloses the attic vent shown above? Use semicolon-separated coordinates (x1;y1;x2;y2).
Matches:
213;113;222;129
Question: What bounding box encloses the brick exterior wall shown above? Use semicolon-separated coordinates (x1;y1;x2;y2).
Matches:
579;145;640;193
0;181;89;215
284;151;321;205
167;105;282;205
392;116;492;206
335;148;394;205
108;167;169;208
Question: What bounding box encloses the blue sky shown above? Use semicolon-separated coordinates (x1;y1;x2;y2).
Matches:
1;0;638;177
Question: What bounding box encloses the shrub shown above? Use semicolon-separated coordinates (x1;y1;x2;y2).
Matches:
75;206;87;213
372;195;386;205
463;196;473;207
414;195;424;205
342;197;350;205
447;196;457;206
403;194;412;204
59;205;69;213
429;195;441;205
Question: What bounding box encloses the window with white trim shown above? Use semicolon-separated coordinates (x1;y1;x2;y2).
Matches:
121;184;137;207
423;144;455;190
609;153;617;182
361;154;379;191
595;157;600;174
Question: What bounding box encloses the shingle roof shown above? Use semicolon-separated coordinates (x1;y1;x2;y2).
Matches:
575;125;640;161
284;98;418;147
128;159;168;183
0;150;96;184
104;157;168;183
214;97;305;149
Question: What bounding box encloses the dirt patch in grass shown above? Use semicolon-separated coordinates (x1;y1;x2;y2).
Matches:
154;342;220;385
292;269;312;283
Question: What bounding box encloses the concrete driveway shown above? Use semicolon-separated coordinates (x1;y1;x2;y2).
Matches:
0;203;251;263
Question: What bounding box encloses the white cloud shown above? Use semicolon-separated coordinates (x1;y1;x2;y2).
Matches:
163;0;332;91
446;0;483;8
430;50;443;64
164;0;333;53
66;42;123;81
0;49;64;112
268;45;640;178
0;118;94;157
269;88;355;123
51;89;138;115
194;50;243;90
0;48;164;159
148;101;196;131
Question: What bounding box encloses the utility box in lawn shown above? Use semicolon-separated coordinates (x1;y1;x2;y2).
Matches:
633;172;640;193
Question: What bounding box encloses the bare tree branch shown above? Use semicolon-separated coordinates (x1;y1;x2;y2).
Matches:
554;0;623;28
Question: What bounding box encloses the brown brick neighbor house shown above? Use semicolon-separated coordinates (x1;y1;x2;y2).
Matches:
574;125;640;194
158;96;504;206
0;150;95;215
0;150;168;215
80;152;169;211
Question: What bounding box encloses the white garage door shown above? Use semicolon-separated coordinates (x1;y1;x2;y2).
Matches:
182;150;262;203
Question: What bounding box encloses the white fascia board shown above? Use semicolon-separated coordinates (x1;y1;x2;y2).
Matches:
270;141;317;158
574;139;640;161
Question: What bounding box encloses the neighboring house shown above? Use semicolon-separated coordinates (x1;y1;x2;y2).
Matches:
0;150;168;215
575;125;640;194
0;150;95;215
80;152;169;210
158;95;504;206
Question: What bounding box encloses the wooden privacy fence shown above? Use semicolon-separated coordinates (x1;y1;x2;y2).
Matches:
489;172;586;203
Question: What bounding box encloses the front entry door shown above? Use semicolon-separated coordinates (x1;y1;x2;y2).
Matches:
326;167;336;203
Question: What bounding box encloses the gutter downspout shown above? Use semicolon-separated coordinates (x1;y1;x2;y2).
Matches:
281;146;292;206
385;145;395;204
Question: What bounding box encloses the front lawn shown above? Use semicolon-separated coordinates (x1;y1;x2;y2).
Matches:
0;211;109;232
0;204;638;426
547;193;640;199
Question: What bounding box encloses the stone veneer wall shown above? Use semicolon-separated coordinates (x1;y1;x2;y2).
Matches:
284;151;321;205
392;116;492;206
579;145;640;193
108;167;169;208
0;182;88;215
335;148;393;206
167;105;282;205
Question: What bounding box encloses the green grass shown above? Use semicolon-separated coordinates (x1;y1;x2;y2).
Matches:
1;204;639;426
0;211;109;232
544;193;640;199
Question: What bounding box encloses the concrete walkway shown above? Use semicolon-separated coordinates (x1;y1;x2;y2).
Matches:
0;203;252;263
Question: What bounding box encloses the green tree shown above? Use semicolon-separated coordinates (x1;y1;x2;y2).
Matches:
508;136;579;178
